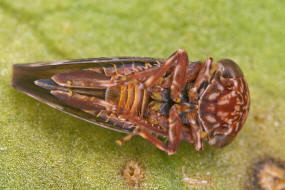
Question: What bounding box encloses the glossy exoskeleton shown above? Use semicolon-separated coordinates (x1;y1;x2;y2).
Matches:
12;50;250;154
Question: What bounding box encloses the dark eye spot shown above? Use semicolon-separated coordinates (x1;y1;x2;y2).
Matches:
217;59;244;78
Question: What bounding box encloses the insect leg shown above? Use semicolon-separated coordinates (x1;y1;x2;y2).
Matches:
128;106;184;155
117;122;179;155
49;88;185;154
188;57;217;101
143;49;190;102
136;104;195;154
170;49;188;102
117;105;184;155
144;50;179;87
50;90;114;111
134;128;171;153
167;105;183;154
51;70;120;89
188;111;204;151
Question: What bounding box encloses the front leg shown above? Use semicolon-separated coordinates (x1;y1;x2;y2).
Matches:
118;104;184;155
170;49;189;102
188;57;217;101
144;49;189;102
167;105;183;154
187;58;218;150
188;111;204;151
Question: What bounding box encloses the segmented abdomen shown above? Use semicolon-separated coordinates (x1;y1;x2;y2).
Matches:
105;83;149;117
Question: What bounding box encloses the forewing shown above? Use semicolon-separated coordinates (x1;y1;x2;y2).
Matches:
12;57;165;133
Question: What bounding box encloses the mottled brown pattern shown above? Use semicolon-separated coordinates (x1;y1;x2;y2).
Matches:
13;50;250;154
199;77;250;137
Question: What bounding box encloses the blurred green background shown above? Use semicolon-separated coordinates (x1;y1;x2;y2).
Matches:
0;0;285;189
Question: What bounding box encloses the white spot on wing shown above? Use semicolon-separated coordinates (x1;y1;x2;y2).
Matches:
218;99;229;105
206;115;217;123
212;123;220;128
217;111;229;117
208;92;220;100
235;105;241;111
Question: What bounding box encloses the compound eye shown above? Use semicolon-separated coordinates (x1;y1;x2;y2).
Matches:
208;134;235;148
217;59;244;78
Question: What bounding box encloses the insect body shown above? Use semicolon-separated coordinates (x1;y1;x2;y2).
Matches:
12;50;250;154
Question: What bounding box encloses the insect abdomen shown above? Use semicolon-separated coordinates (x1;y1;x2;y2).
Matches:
105;83;149;117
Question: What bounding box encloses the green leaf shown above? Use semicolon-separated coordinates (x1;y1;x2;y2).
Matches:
1;0;285;189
